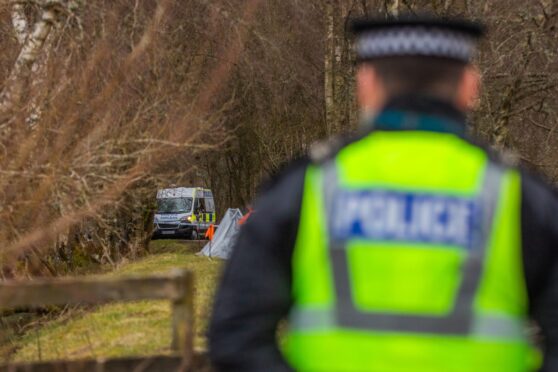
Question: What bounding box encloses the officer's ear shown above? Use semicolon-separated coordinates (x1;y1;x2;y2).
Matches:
356;64;387;115
456;65;480;111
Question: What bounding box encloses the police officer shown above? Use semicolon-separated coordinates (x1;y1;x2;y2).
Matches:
209;15;558;372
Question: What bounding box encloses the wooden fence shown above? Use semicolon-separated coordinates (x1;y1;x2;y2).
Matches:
0;269;202;372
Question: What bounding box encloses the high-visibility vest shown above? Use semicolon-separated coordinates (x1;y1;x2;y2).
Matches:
205;212;216;223
283;127;535;371
190;212;216;223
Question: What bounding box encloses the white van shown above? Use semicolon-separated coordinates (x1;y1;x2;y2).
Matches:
152;187;216;240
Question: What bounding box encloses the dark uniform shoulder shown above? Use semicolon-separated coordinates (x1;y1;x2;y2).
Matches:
255;132;371;209
460;133;522;170
308;131;372;165
308;136;345;164
519;164;558;201
256;156;310;196
485;146;522;169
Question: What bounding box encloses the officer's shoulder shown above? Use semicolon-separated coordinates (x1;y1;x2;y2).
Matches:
479;141;558;196
308;132;367;165
516;162;558;200
466;135;522;170
256;131;365;196
256;156;310;195
486;147;520;170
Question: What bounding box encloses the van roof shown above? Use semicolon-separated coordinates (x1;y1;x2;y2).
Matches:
156;187;213;199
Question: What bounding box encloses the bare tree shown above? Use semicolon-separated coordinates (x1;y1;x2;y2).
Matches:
0;0;262;276
1;1;75;119
2;0;558;277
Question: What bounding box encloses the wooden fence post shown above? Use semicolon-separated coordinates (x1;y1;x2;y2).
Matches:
171;269;194;363
0;269;196;372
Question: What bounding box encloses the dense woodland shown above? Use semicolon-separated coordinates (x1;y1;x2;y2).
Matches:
0;0;557;276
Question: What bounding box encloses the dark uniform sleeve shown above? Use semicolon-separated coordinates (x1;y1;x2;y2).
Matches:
208;161;307;372
521;171;558;372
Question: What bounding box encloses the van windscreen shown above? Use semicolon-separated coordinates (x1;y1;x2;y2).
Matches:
157;197;193;214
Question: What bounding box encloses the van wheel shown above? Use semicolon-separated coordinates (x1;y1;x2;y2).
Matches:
190;229;199;240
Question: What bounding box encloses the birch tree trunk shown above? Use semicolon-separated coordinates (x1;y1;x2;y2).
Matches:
11;3;29;45
324;0;335;135
0;1;59;115
324;0;358;135
387;0;400;16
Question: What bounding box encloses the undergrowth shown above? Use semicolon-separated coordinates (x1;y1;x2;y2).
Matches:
2;240;222;363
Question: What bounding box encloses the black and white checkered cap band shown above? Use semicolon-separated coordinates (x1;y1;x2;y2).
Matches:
357;26;476;61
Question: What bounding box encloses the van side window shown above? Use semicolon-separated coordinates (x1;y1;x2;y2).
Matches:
194;198;200;213
206;198;215;212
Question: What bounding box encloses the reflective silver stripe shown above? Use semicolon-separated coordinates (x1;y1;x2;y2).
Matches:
472;314;526;340
289;307;526;340
321;159;507;335
289;307;336;332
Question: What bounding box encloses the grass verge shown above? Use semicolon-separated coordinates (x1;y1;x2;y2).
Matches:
4;240;223;363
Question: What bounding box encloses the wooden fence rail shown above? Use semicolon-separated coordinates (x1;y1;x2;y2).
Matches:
0;269;196;372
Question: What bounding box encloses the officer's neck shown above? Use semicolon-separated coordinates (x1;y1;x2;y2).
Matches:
367;94;468;137
384;94;466;123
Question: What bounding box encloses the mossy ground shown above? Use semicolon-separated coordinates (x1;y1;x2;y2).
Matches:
3;240;223;363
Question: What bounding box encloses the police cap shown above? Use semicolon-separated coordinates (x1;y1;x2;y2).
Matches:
351;14;485;63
